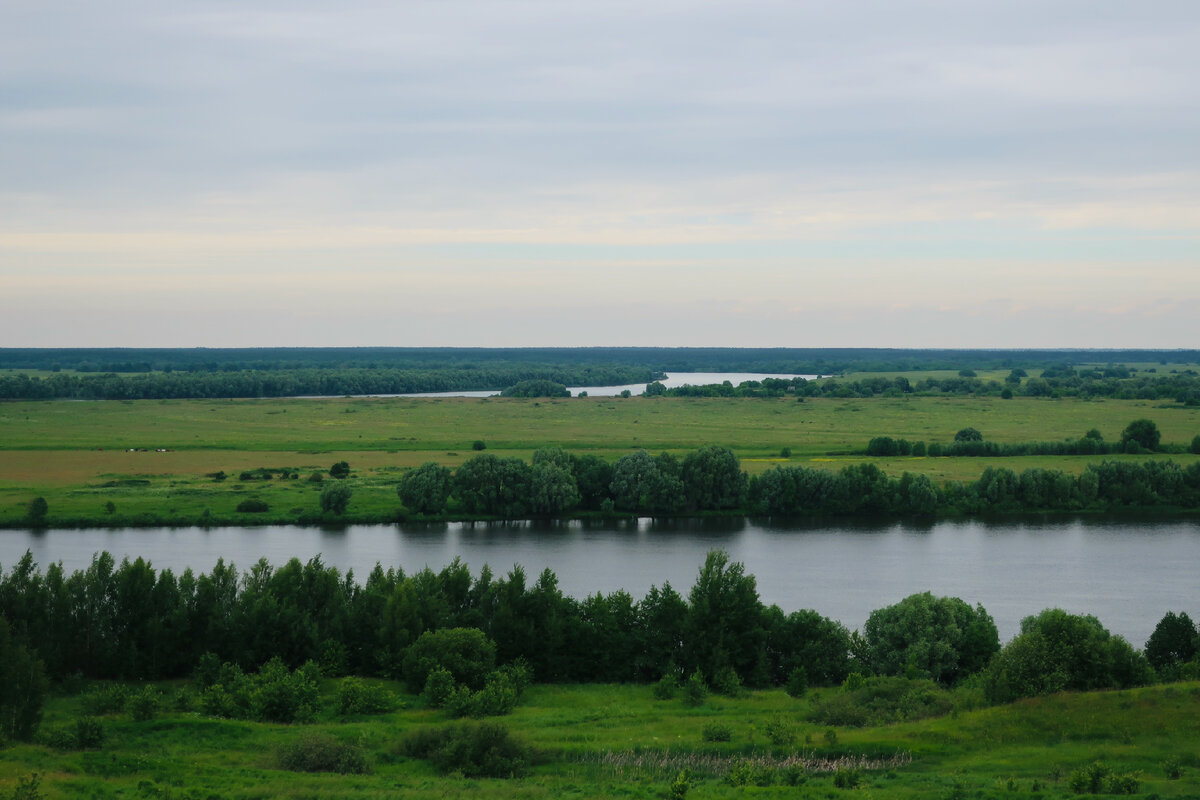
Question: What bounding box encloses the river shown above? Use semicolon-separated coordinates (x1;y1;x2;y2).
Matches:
3;516;1195;647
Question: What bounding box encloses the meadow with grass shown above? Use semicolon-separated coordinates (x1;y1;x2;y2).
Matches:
1;392;1198;527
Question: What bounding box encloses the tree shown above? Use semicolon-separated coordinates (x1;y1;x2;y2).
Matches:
320;483;353;515
528;462;580;516
0;618;48;740
684;551;766;682
403;628;497;691
1121;419;1161;452
863;592;998;685
1144;611;1198;674
954;428;983;443
680;445;746;511
26;496;48;525
329;461;351;479
398;462;453;515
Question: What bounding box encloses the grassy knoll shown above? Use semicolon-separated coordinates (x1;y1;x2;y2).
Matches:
1;395;1197;526
1;680;1198;798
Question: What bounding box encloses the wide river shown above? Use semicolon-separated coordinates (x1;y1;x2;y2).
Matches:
3;517;1196;647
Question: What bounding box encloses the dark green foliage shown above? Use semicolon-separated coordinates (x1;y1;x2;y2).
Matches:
472;440;487;450
403;628;497;692
701;722;732;742
25;497;48;525
104;501;116;514
1068;762;1138;795
401;721;531;777
0;619;48;740
954;427;983;443
712;666;744;697
680;445;746;511
278;732;370;774
652;674;677;700
500;379;569;398
528;461;580;516
319;482;352;514
336;677;397;715
1144;611;1198;674
983;609;1153;703
72;717;105;749
329;461;351;479
683;669;708;706
81;684;128;715
235;498;269;513
1120;418;1161;451
9;773;42;800
785;666;808;698
127;687;160;721
422;668;457;708
863;592;999;685
397;462;453;514
454;454;532;516
197;658;320;723
669;770;692;800
1191;434;1200;454
609;449;684;513
764;716;794;746
809;676;953;727
685;551;765;683
833;768;861;788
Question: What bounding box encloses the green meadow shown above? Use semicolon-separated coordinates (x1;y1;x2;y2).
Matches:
2;679;1198;799
1;395;1198;526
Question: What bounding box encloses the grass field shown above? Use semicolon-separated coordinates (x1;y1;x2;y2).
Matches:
1;679;1198;799
1;395;1197;525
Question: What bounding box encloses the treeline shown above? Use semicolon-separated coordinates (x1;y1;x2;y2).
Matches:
1;550;1191;707
4;346;1196;378
648;370;1200;404
393;445;1200;520
866;420;1200;458
0;365;653;400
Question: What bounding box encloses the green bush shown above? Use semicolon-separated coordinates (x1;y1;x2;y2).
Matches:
80;684;128;715
1068;762;1138;795
401;722;530;778
833;768;861;788
73;717;105;749
785;667;808;698
422;668;457;709
127;688;160;722
278;732;370;774
235;498;269;513
712;666;744;697
683;669;708;707
337;678;398;716
403;627;497;692
701;723;732;742
811;677;952;727
9;773;42;800
652;674;677;700
764;716;794;746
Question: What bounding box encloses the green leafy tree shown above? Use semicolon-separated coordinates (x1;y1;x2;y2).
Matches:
1144;611;1198;674
26;497;48;525
680;445;746;511
319;483;353;515
954;428;983;443
403;628;497;692
684;551;766;682
397;462;453;514
528;462;581;516
1121;418;1161;451
329;461;351;479
863;592;998;685
0;618;48;740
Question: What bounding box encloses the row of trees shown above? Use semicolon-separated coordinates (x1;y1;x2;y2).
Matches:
393;445;1200;520
866;419;1200;458
0;365;653;400
2;549;1191;741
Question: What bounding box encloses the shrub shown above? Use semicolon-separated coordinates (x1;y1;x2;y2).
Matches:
764;716;794;747
1068;762;1138;795
701;723;732;742
337;678;397;716
278;732;370;774
712;666;743;697
833;768;861;788
652;674;677;700
26;497;48;524
401;722;530;777
128;688;160;722
248;658;320;723
236;498;269;513
785;667;808;698
811;677;952;727
80;684;128;715
683;670;708;707
73;717;105;749
9;773;42;800
669;769;692;800
472;440;487;451
422;668;457;709
954;428;983;443
329;461;351;479
307;471;324;483
404;628;497;692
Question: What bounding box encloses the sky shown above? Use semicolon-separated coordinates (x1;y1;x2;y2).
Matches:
2;0;1199;348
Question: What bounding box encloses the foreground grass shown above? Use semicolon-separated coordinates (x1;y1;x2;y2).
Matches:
1;395;1197;526
1;680;1198;798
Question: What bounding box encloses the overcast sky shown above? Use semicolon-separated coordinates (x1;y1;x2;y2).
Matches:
3;1;1198;347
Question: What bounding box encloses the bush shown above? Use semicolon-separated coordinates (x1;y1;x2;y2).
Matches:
785;667;808;698
9;773;42;800
712;666;743;697
127;688;160;722
701;723;732;742
278;732;370;774
26;496;48;524
833;768;861;788
73;717;105;749
1068;762;1138;795
80;684;128;715
337;678;397;716
319;482;353;515
810;677;952;727
329;461;351;479
307;471;324;483
401;722;531;778
472;440;487;451
423;668;457;708
764;716;794;746
652;674;677;700
235;498;269;513
954;428;983;443
404;628;497;692
683;670;708;707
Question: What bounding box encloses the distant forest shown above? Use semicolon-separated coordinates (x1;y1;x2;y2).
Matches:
1;347;1198;400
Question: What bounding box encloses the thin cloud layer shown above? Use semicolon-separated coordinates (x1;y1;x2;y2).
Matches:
2;1;1198;346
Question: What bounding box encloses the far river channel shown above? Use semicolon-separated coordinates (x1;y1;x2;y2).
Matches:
2;517;1197;647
